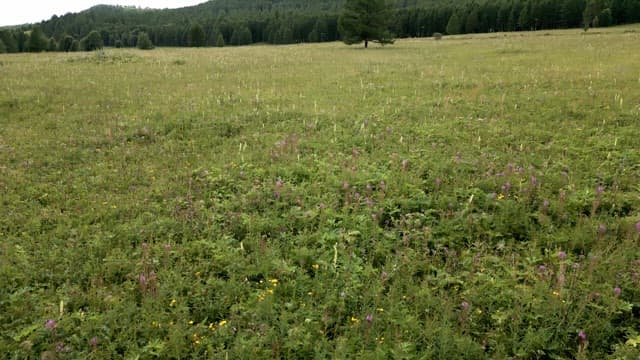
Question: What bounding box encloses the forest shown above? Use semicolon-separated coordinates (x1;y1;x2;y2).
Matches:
0;0;639;52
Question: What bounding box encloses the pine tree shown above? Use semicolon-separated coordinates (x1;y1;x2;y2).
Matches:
189;23;206;47
137;32;154;50
215;33;225;47
339;0;394;48
446;11;464;35
0;39;6;54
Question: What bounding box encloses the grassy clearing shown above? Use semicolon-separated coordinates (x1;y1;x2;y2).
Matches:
2;26;640;358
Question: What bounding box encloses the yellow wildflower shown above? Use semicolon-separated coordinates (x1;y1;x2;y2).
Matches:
312;264;320;270
350;316;360;324
219;320;227;327
169;299;177;307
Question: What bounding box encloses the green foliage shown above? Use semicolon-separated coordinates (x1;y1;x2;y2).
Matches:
47;38;57;52
2;27;640;358
446;11;465;35
70;40;80;52
189;23;206;47
81;30;104;51
26;27;47;52
599;8;613;26
136;32;154;50
58;35;75;52
339;0;395;48
0;30;18;53
230;25;252;46
215;33;225;47
0;39;6;54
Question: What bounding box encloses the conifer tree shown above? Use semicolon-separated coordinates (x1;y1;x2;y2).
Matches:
189;23;206;47
137;32;154;49
339;0;394;48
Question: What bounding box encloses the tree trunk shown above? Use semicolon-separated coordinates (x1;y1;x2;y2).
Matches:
364;39;368;48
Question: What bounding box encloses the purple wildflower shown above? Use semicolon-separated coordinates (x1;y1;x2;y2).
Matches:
275;179;284;188
614;287;621;297
578;330;587;341
596;185;604;195
45;319;57;331
558;251;567;261
461;301;470;311
501;182;511;193
598;224;607;237
90;336;99;350
635;221;640;233
365;314;374;323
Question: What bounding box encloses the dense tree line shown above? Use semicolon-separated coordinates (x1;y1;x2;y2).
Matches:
0;0;639;53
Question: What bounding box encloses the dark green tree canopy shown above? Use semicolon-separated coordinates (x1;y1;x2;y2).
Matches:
27;27;47;52
339;0;395;48
136;32;154;50
189;23;206;47
81;30;104;51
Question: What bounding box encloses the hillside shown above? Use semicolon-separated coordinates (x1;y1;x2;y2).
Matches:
0;0;637;49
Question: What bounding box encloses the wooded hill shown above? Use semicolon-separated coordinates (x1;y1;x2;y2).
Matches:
1;0;639;52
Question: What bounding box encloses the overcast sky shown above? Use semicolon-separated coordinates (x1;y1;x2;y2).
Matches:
0;1;206;26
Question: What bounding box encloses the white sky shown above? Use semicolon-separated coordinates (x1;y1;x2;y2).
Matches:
0;1;206;26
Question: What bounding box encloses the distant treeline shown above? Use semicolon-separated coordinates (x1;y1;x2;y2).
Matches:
1;0;639;52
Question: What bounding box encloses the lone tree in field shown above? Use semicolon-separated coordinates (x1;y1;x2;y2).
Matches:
137;32;154;50
338;0;394;48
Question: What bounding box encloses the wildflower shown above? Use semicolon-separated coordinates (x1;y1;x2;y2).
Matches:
312;263;320;270
552;290;561;297
376;308;384;313
276;179;284;188
89;337;99;350
139;274;147;288
543;199;550;211
461;301;470;311
530;176;538;187
598;224;607;237
169;299;177;307
635;220;640;233
219;320;227;327
365;314;374;323
558;251;567;261
188;320;194;325
269;279;278;285
578;330;587;342
164;244;171;254
45;319;57;331
497;193;505;200
208;323;215;331
538;264;547;273
350;316;360;324
401;159;409;171
614;287;622;297
265;288;274;295
342;181;350;190
501;182;511;193
596;185;604;195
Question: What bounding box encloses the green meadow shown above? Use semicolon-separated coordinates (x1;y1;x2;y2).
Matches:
2;26;640;358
